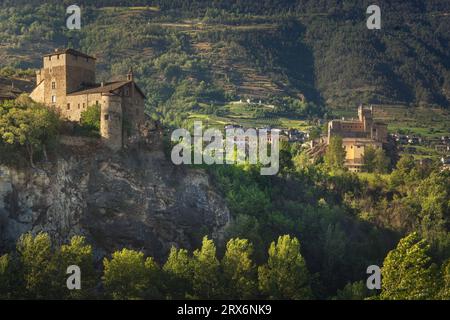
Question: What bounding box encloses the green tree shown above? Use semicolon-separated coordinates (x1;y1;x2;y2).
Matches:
163;246;193;299
0;253;23;299
334;281;372;300
0;96;60;165
374;148;390;173
80;104;101;132
390;155;419;187
293;150;312;171
363;145;377;172
55;236;97;299
415;172;449;245
380;232;439;300
16;232;56;299
103;248;159;300
143;256;163;299
363;146;389;173
192;236;222;299
0;254;12;299
279;140;293;172
324;136;346;170
222;238;257;299
308;126;322;140
164;64;182;82
258;235;312;299
227;185;270;218
224;214;266;263
438;260;450;299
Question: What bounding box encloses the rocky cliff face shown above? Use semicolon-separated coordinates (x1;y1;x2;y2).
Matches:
0;141;230;260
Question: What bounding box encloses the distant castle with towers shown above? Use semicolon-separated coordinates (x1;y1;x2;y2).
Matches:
327;105;388;172
30;48;146;150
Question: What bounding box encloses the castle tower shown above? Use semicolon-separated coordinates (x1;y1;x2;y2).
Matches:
358;104;364;122
30;48;96;110
100;95;123;151
357;105;373;133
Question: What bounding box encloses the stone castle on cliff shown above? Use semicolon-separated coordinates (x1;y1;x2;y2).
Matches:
30;48;146;150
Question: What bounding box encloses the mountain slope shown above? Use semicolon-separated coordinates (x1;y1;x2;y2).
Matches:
0;1;448;125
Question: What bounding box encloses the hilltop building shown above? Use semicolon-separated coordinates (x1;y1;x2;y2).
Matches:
29;48;146;150
327;105;388;172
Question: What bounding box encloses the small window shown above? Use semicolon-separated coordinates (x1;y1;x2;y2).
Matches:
96;100;99;106
67;103;70;110
124;87;130;96
49;56;51;61
51;82;56;89
104;114;109;121
51;95;56;103
78;104;80;109
57;55;59;60
83;103;85;108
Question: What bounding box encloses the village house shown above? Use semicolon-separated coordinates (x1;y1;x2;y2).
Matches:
327;105;388;172
29;48;146;150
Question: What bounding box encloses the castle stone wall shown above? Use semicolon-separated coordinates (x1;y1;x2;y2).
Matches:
100;95;123;151
65;93;102;121
30;49;146;151
121;84;145;139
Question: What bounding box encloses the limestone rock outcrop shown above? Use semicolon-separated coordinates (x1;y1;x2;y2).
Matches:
0;144;230;260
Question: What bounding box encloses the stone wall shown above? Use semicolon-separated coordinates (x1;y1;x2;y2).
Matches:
65;93;102;121
121;83;145;138
59;135;98;147
100;95;123;151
